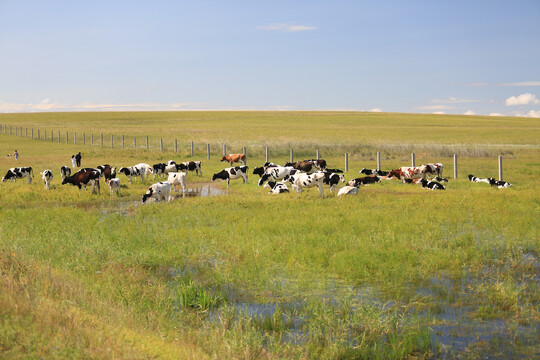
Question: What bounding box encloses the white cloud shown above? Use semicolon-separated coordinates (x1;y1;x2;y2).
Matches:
432;111;445;114
463;110;476;115
505;93;540;106
257;23;316;32
489;113;503;116
368;108;382;112
527;110;540;118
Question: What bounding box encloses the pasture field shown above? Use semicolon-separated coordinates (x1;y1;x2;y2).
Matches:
0;111;539;359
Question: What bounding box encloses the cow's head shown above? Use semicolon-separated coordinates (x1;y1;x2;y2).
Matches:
387;169;402;179
212;170;227;181
142;187;154;203
220;156;227;162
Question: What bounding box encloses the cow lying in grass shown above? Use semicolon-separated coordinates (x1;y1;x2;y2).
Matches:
489;178;513;188
347;176;381;187
420;179;445;190
263;181;289;194
337;185;359;196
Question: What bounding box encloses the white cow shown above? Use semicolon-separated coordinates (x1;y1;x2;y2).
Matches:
142;181;172;203
107;178;121;196
337;186;359;197
283;172;325;197
40;170;53;190
167;172;187;193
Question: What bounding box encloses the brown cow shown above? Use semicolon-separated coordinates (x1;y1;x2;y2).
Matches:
221;154;246;166
62;170;101;194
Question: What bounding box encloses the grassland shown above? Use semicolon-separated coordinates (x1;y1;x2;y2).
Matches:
0;111;538;359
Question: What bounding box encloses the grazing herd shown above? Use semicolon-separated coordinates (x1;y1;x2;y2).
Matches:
1;151;514;204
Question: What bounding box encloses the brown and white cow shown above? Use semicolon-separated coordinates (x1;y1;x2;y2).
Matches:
62;170;101;194
221;154;246;166
388;166;429;183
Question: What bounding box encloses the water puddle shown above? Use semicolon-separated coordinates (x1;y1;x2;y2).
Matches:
172;184;227;198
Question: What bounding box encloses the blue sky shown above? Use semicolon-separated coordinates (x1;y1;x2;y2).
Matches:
1;0;539;116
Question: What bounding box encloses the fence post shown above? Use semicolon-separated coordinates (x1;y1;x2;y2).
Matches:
26;128;28;137
223;144;227;156
411;152;416;167
345;153;349;172
74;132;77;144
43;129;45;140
66;131;69;143
377;151;381;170
190;141;194;156
122;135;125;149
243;146;247;164
290;149;294;163
51;130;53;142
91;133;93;146
134;137;136;149
83;133;85;145
32;129;34;139
498;156;503;181
265;146;269;162
58;131;60;143
207;143;210;159
111;135;114;148
453;154;458;179
10;126;12;135
146;136;149;150
316;149;320;160
100;133;103;147
160;138;163;152
38;129;40;140
15;127;18;136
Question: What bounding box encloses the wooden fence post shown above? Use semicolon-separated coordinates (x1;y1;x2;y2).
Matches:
290;149;294;163
377;151;381;170
100;133;103;147
223;144;227;156
37;129;40;140
243;146;247;164
207;143;210;159
191;141;194;156
146;136;149;150
111;135;114;148
411;152;416;167
122;135;125;149
453;154;458;179
160;138;163;152
66;131;68;143
134;137;136;149
83;133;85;145
498;156;503;181
43;129;45;139
345;153;349;172
316;149;320;160
74;132;77;144
58;131;60;143
265;146;269;162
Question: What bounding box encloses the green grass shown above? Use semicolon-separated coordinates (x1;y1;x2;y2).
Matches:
0;111;538;359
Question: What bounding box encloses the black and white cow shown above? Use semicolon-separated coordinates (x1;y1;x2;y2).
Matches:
337;185;359;196
167;172;187;193
263;181;289;194
346;176;381;187
142;181;172;203
253;162;278;177
2;167;34;183
320;171;345;191
152;163;167;179
433;176;448;182
177;161;203;176
212;166;248;188
359;168;389;176
96;164;116;180
119;163;152;183
40;169;53;190
420;179;446;190
489;178;513;188
258;166;298;186
60;165;71;180
282;172;325;197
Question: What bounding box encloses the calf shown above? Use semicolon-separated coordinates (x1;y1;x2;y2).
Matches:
468;175;493;184
263;181;289;194
283;172;325;197
346;176;381;187
107;178;121;196
221;153;246;166
60;165;71;180
337;186;359;196
142;181;172;203
2;167;34;183
321;171;345;191
489;178;513;188
212;166;248;188
62;170;101;194
177;161;203;176
420;179;446;190
40;170;53;190
167;172;187;193
258;166;298;186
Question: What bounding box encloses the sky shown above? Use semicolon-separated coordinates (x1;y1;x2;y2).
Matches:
1;0;539;117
